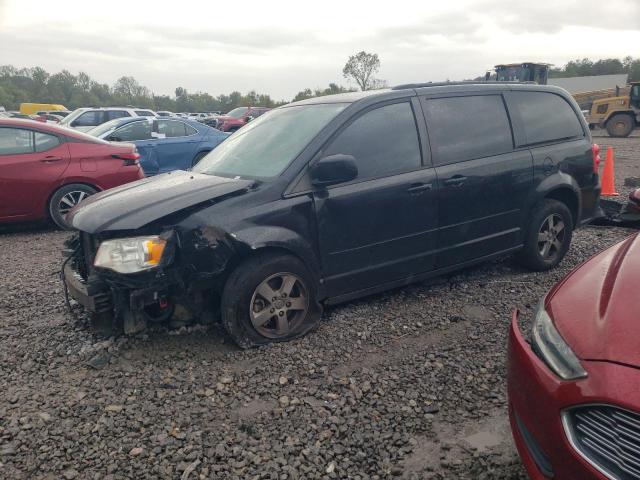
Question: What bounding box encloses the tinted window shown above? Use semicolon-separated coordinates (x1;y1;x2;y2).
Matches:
0;128;34;155
184;124;197;135
423;95;513;166
135;110;155;116
74;111;103;127
510;91;583;145
111;121;153;141
323;102;421;181
157;120;188;137
106;110;130;121
34;132;60;152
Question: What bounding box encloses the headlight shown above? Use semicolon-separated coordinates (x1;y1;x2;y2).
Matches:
531;301;587;380
94;236;167;274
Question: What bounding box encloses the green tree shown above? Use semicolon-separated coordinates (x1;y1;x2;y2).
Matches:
343;51;381;91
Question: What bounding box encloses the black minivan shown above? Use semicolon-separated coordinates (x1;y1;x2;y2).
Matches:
64;82;600;347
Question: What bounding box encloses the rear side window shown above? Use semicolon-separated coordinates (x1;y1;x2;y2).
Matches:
111;121;153;141
510;91;583;145
74;111;103;127
34;132;60;152
0;128;34;155
157;120;190;137
106;110;130;121
135;110;155;117
323;102;422;181
423;95;513;166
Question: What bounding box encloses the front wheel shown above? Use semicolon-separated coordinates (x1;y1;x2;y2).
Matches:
517;199;573;271
606;114;634;138
221;253;321;348
49;183;97;230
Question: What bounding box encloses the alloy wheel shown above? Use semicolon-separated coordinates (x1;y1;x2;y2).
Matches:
58;190;90;216
537;214;565;261
249;272;309;339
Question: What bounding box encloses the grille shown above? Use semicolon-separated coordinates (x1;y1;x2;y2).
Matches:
564;405;640;480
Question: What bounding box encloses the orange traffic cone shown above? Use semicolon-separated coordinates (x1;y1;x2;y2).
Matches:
601;146;619;196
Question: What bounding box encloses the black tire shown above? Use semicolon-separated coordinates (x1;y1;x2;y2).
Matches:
606;114;634;138
49;183;97;230
191;151;209;167
517;199;573;271
228;127;240;133
221;252;321;348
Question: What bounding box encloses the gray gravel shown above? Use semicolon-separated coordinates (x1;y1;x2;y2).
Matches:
0;221;635;479
1;133;639;479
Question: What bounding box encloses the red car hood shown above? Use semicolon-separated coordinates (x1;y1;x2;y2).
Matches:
547;233;640;367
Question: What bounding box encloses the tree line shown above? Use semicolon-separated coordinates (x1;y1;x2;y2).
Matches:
548;56;640;80
0;65;361;113
1;55;638;112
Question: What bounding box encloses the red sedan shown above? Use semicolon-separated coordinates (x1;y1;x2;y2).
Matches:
508;233;640;480
0;119;143;229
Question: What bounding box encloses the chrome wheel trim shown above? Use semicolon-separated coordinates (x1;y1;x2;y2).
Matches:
249;272;309;339
537;213;566;261
58;190;90;216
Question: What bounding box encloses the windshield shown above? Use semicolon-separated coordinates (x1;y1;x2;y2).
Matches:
193;103;346;179
226;107;249;119
86;118;124;137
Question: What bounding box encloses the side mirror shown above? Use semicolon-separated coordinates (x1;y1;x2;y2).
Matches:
310;154;358;187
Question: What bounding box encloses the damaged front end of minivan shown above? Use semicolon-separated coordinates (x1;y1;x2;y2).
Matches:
63;225;243;334
60;171;260;335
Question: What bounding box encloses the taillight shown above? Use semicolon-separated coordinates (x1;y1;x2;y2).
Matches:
112;151;140;166
592;143;600;174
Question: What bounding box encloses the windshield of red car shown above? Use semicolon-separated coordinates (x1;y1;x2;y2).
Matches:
226;107;249;119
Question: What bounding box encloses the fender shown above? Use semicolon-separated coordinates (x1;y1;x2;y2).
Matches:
525;171;582;226
230;225;322;283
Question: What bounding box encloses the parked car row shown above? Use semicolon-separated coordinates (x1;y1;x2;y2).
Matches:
86;116;228;175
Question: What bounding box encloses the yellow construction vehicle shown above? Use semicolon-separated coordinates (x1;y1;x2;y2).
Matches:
586;82;640;137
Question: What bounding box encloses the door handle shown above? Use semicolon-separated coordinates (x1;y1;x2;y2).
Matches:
39;156;63;163
443;175;467;187
407;183;433;194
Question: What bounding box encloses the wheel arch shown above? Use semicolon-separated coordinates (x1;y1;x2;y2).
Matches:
542;186;580;227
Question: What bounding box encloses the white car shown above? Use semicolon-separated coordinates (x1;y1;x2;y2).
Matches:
60;107;156;132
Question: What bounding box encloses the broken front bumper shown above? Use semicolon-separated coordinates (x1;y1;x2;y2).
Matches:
63;262;112;313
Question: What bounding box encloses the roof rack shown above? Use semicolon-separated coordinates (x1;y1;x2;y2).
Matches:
391;80;536;90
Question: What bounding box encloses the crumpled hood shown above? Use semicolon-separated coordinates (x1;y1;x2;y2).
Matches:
67;170;253;233
546;233;640;367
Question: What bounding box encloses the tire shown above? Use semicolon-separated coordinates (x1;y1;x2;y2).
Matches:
606;114;634;138
517;199;573;271
49;183;97;230
191;151;209;168
228;127;240;133
221;252;321;348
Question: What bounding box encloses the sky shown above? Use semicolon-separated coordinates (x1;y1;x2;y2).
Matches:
0;0;638;101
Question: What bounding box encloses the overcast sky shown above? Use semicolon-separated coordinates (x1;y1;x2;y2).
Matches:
1;0;638;100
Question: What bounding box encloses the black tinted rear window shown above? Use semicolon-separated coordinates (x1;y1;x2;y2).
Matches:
423;95;513;166
510;91;583;146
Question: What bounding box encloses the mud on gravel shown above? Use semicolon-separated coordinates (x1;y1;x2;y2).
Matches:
0;132;638;479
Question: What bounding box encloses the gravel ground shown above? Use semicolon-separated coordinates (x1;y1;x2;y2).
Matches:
0;132;638;479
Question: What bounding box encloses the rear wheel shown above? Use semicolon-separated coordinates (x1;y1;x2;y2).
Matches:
517;199;573;271
49;183;97;230
221;253;320;348
606;114;634;137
